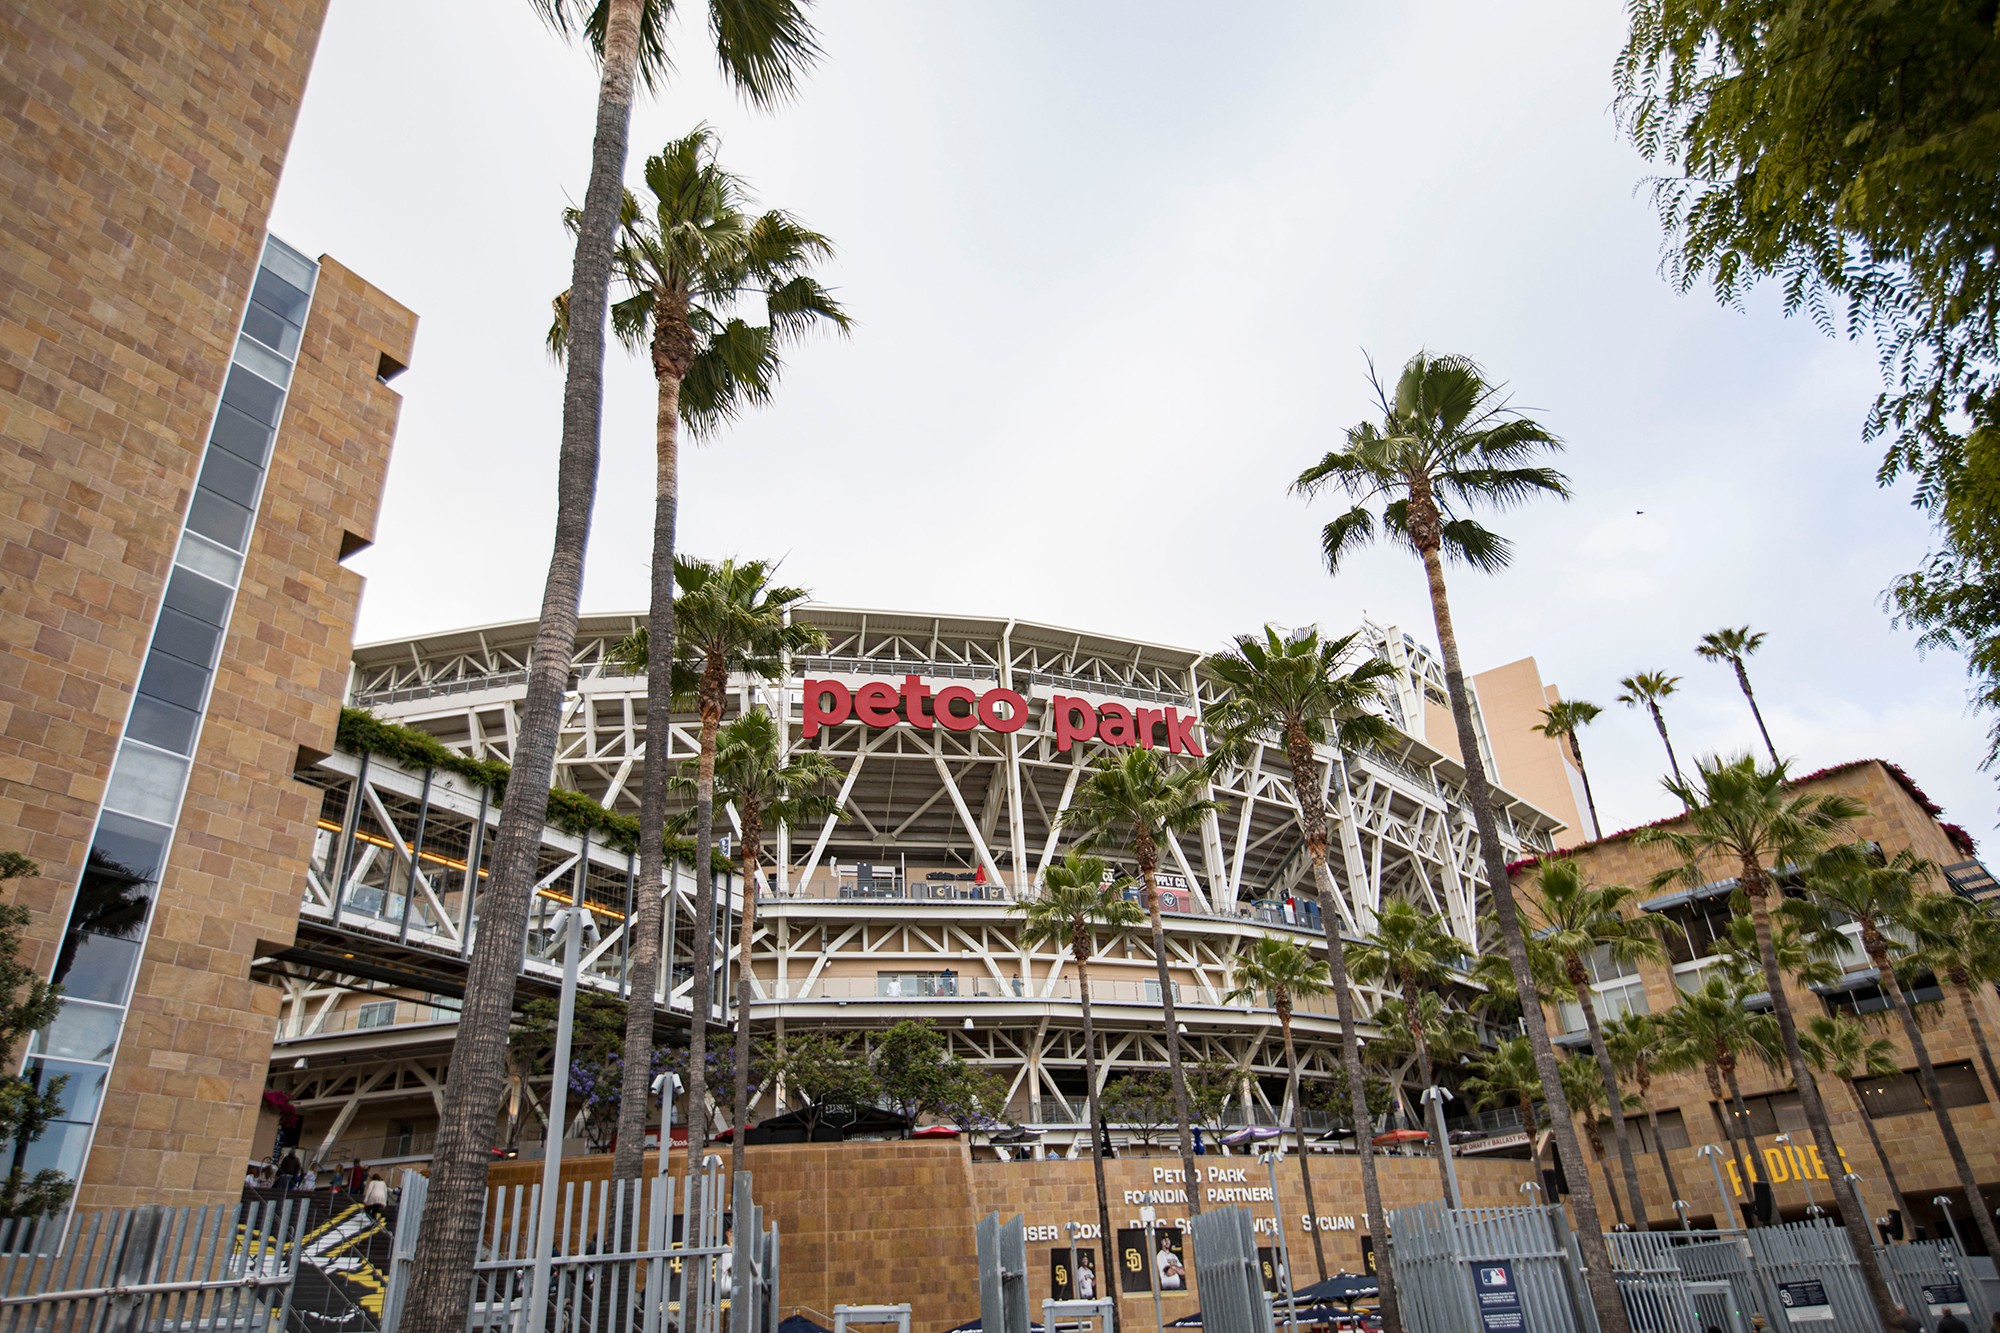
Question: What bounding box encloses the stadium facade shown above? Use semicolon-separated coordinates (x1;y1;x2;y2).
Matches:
262;607;1585;1170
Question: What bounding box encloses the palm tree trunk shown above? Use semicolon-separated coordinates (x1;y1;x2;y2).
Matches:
1640;1097;1685;1218
1139;838;1203;1217
1076;951;1122;1333
1867;931;2000;1261
731;807;762;1180
1704;1062;1757;1216
1306;847;1400;1333
684;692;726;1172
1414;533;1630;1333
1732;661;1779;767
1953;979;2000;1102
1746;878;1905;1328
1278;1008;1328;1281
1569;733;1604;841
1405;992;1455;1203
400;5;642;1329
1576;981;1650;1225
1648;705;1685;790
612;363;683;1184
1720;1059;1765;1218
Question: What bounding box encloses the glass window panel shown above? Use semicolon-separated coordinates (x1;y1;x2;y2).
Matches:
137;650;209;712
126;694;198;755
91;812;169;883
33;1000;122;1063
219;365;284;427
175;532;240;586
186;487;253;552
8;1121;90;1183
240;302;295;358
23;1059;108;1123
260;240;317;292
231;335;291;387
162;566;231;629
103;743;188;825
251;267;312;326
209;402;274;468
197;447;261;508
50;932;140;1006
151;607;222;669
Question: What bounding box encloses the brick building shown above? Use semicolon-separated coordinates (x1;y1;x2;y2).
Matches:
0;3;415;1207
1519;759;2000;1245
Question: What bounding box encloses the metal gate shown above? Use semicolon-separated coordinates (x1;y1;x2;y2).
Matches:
383;1158;777;1333
1387;1202;1596;1333
1883;1240;1993;1332
1187;1208;1272;1333
0;1196;308;1332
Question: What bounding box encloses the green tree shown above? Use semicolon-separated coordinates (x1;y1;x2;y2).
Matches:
1558;1055;1636;1223
512;991;636;1153
1348;899;1464;1203
408;4;818;1323
1463;1037;1543;1149
936;1061;1012;1149
1062;747;1217;1216
1617;672;1685;789
1226;935;1334;1280
1518;860;1666;1225
1641;757;1901;1323
768;1031;874;1141
1899;890;2000;1099
1799;1012;1907;1223
0;852;68;1219
1800;844;2000;1261
1185;1054;1242;1141
552;128;847;1186
1533;699;1606;839
1303;1063;1396;1139
1204;623;1402;1310
1102;1072;1176;1148
615;557;822;1170
1655;974;1781;1206
1616;3;2000;786
685;707;840;1176
1602;1013;1687;1218
1294;349;1626;1331
1014;849;1145;1326
1696;627;1779;766
871;1019;956;1129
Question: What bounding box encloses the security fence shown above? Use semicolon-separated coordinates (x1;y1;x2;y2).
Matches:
0;1196;309;1332
1388;1201;1595;1333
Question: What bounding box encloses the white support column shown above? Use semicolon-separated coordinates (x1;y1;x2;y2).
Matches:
932;744;1007;888
1034;752;1084;885
799;741;869;891
1332;750;1376;931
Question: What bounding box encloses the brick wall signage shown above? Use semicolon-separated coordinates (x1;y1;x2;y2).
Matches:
799;676;1203;757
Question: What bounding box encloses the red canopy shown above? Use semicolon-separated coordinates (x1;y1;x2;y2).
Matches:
912;1125;962;1138
1370;1129;1430;1146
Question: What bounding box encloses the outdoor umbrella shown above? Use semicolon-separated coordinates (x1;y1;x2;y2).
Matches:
1367;1129;1428;1147
1291;1274;1379;1307
1220;1126;1281;1147
944;1321;1048;1333
779;1316;834;1333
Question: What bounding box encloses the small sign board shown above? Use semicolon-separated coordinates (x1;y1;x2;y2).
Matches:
1472;1260;1525;1332
1776;1279;1834;1323
1923;1280;1971;1319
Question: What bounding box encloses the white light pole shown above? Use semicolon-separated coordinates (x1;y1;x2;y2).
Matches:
1260;1150;1299;1333
1139;1204;1165;1333
652;1071;684;1177
1935;1195;1971;1258
528;903;594;1329
1421;1085;1460;1209
1697;1144;1736;1230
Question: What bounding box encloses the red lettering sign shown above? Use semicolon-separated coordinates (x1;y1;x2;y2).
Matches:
800;678;1204;757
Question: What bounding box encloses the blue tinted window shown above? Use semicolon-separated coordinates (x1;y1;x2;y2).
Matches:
162;567;230;629
137;650;208;712
220;366;283;426
9;1121;88;1181
91;813;168;883
152;607;221;668
50;931;140;1005
250;268;311;327
209;403;274;467
23;1059;108;1123
197;448;261;508
241;303;300;358
187;487;253;551
127;695;198;755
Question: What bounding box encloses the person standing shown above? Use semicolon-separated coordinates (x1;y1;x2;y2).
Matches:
277;1149;301;1193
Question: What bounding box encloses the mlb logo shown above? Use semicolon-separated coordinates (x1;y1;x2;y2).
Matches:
1479;1267;1509;1288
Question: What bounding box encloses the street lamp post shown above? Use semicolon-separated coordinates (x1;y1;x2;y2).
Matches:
1697;1144;1737;1231
528;904;592;1328
1935;1195;1971;1258
1421;1085;1460;1209
1260;1150;1300;1333
1775;1135;1820;1217
1139;1205;1165;1333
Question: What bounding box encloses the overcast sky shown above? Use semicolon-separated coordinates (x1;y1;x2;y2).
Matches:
270;1;1998;851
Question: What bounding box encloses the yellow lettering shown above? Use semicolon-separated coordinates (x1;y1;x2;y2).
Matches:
1764;1148;1791;1184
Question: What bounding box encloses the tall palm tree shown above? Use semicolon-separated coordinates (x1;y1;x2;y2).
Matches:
1696;627;1779;766
405;5;815;1326
1518;860;1665;1225
1013;852;1145;1332
1532;698;1606;839
551;127;848;1182
1655;975;1781;1210
1225;935;1335;1281
1293;350;1630;1332
1900;891;2000;1098
1203;624;1404;1320
686;709;840;1177
1800;844;2000;1261
1061;748;1217;1217
1348;899;1463;1202
1641;757;1904;1327
1463;1036;1543;1160
1602;1013;1688;1220
615;558;822;1171
1617;672;1685;788
1799;1013;1908;1226
1558;1055;1634;1224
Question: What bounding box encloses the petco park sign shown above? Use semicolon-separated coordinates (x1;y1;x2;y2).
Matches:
801;676;1204;757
